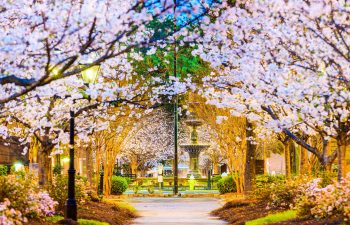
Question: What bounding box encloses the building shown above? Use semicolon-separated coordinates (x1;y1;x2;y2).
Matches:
0;137;29;166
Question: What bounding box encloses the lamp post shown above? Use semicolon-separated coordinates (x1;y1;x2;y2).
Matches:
65;63;100;221
173;0;179;196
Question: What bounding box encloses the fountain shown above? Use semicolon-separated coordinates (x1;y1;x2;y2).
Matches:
180;111;210;178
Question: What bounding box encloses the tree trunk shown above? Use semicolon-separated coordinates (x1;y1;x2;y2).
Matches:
300;146;308;175
130;159;137;176
38;144;54;186
95;150;101;193
284;141;291;180
244;120;256;193
337;139;348;181
263;141;267;174
233;174;240;193
86;146;94;186
103;161;113;197
213;162;220;174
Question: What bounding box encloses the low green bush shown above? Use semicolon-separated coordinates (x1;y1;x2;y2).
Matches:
48;175;90;212
255;174;285;189
217;176;236;194
111;176;128;195
0;165;8;176
124;177;132;185
53;164;62;175
254;177;307;209
147;185;155;194
133;185;140;194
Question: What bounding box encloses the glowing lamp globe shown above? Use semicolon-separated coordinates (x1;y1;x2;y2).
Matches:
14;162;24;172
79;64;100;84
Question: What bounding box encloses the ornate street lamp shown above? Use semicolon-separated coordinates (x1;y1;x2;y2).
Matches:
79;64;100;84
65;63;100;221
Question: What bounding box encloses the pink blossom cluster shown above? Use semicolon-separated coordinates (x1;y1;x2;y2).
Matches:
25;191;57;218
0;199;27;225
298;173;350;221
0;175;58;223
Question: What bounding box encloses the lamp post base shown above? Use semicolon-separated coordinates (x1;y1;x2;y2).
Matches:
65;199;77;221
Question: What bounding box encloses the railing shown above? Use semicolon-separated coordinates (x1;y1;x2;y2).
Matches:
118;173;137;180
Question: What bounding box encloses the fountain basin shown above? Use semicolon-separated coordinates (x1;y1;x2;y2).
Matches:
181;144;210;178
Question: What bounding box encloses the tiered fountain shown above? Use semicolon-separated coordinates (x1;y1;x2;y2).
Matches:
180;112;210;178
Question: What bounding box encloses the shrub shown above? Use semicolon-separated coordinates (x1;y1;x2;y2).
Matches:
254;177;306;209
48;175;89;212
147;186;154;194
0;199;27;224
53;164;62;175
133;185;140;194
255;174;285;189
124;177;132;185
111;176;128;195
0;175;57;223
217;176;236;194
296;174;350;222
0;165;8;176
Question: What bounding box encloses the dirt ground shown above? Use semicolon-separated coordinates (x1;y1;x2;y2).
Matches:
29;201;137;225
211;199;273;225
78;201;137;225
212;199;345;225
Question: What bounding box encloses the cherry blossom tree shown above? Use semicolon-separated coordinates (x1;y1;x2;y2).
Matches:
120;109;176;176
0;0;177;104
195;0;350;180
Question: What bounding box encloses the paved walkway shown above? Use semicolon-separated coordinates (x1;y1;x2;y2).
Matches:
128;197;228;225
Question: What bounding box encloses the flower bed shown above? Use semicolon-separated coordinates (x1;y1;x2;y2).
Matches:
0;175;57;224
296;173;350;222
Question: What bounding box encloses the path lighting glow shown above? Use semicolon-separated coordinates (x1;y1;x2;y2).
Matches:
221;172;228;178
62;157;70;163
14;162;24;171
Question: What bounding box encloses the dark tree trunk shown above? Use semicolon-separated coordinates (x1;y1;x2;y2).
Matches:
244;120;256;193
38;144;54;186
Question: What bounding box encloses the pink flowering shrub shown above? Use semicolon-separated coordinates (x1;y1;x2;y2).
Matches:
296;173;350;222
25;191;57;218
0;175;57;223
0;199;27;225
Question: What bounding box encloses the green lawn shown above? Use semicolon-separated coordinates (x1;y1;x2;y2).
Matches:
245;210;297;225
103;199;137;213
46;215;109;225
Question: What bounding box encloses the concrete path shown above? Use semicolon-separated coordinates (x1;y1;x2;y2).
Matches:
128;197;228;225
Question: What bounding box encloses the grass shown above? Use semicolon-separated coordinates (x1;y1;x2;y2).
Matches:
46;215;109;225
245;210;297;225
78;219;109;225
46;215;64;223
103;199;137;213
